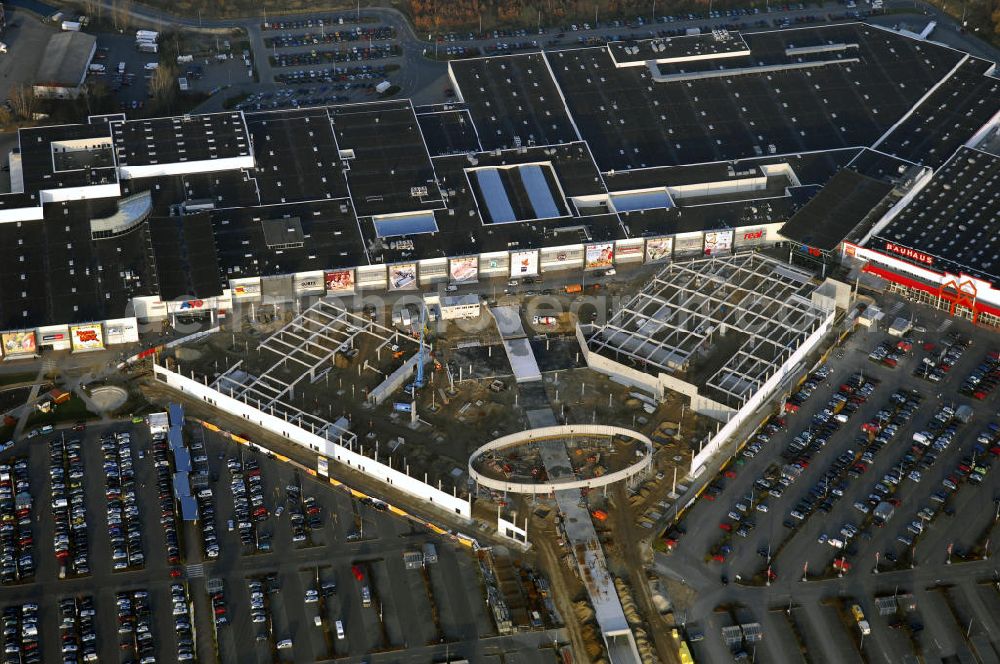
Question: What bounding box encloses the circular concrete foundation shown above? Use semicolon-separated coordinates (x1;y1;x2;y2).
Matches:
469;424;653;494
89;385;128;411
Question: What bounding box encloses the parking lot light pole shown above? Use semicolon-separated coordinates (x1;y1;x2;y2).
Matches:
873;551;879;574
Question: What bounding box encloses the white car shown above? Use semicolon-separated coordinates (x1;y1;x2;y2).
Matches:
276;639;293;649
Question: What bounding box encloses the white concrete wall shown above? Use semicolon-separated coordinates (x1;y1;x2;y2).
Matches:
0;204;44;224
468;423;653;493
118;155;255;179
153;363;471;519
39;182;121;203
576;324;663;397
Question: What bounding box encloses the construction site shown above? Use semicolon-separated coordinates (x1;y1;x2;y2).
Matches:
470;430;650;489
151;264;728;664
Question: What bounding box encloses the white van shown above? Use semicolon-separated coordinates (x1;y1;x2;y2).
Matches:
335;620;345;639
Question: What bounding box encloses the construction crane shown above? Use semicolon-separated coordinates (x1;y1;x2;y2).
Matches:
414;304;427;388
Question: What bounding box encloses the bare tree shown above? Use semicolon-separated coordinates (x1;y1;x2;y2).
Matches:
9;85;37;121
111;0;133;32
150;65;177;108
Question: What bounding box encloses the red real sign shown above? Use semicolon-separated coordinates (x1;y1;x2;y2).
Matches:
885;242;933;266
742;230;764;241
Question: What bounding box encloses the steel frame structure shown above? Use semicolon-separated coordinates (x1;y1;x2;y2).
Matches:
588;253;828;407
210;299;417;447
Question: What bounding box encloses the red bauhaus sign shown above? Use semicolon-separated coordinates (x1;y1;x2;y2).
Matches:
885;242;933;266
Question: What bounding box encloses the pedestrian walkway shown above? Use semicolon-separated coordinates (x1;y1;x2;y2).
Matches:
489;306;542;383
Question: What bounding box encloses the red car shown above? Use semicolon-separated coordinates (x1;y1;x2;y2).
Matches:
719;522;732;532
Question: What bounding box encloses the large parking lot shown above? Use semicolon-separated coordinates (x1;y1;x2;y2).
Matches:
0;415;555;663
658;296;1000;663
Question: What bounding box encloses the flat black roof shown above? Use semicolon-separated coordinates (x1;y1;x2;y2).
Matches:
780;168;894;251
603;148;858;192
621;196;795;238
244;107;350;204
550;24;962;171
874;57;1000;169
0;198;158;329
149;213;223;300
18;123;118;193
874;147;1000;282
211;200;368;278
2;21;999;330
450;53;580;151
330;101;443;217
112;112;251;167
416;107;483;157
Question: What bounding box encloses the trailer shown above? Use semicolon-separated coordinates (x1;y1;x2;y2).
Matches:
888;317;912;337
402;550;424;570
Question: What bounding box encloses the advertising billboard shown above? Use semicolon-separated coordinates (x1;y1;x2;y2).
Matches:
388;263;418;291
70;323;104;351
509;250;539;278
735;227;767;248
1;331;37;357
231;281;261;299
324;269;356;293
103;319;138;345
585;243;615;270
449;256;479;283
674;233;704;259
615;240;644;262
703;229;734;256
645;237;673;263
166;298;211;313
293;272;325;295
